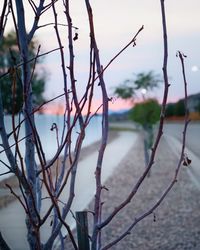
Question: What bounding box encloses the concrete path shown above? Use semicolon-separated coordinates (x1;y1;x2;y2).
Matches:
164;122;200;158
165;134;200;190
0;130;138;250
164;122;200;190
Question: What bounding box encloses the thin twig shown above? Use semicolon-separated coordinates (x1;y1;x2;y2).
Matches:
37;22;78;30
0;47;63;80
102;51;190;250
0;0;8;38
99;0;170;232
0;169;12;176
5;184;28;213
94;25;144;82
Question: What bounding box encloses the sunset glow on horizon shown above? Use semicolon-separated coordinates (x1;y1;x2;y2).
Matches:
41;98;133;116
40;94;181;116
3;1;199;111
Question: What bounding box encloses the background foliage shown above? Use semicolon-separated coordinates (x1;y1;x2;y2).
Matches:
0;31;46;114
129;99;161;128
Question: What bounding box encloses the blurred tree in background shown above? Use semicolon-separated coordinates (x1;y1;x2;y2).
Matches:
129;99;161;128
174;99;185;117
114;71;161;127
0;31;46;114
165;100;185;117
114;71;161;171
114;71;161;101
165;103;175;117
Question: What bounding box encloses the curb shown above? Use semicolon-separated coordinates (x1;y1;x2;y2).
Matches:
164;134;200;190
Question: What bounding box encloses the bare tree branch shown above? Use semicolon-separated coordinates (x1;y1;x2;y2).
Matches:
0;47;63;80
0;0;8;39
101;50;191;250
5;183;28;213
98;0;170;232
94;25;144;83
0;0;192;249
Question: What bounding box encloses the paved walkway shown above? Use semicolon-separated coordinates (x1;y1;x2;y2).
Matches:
164;122;200;158
165;134;200;191
1;123;200;250
89;135;200;250
0;130;138;250
64;133;200;250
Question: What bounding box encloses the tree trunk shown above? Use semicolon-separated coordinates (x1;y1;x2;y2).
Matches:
15;1;40;248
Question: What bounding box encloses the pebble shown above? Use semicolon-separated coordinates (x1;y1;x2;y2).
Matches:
63;133;200;249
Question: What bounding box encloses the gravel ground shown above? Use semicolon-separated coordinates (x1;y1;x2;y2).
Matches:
64;133;200;250
1;130;200;249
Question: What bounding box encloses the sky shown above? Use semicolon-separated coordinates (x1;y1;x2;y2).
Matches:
3;0;200;113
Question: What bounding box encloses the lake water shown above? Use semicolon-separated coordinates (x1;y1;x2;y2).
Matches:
0;114;102;180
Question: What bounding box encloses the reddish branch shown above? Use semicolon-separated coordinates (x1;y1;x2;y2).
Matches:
84;1;109;249
0;0;8;38
94;25;144;83
0;47;63;80
98;0;170;232
102;51;190;250
100;1;190;249
5;183;27;213
0;0;191;249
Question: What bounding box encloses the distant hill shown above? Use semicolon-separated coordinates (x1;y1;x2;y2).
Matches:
108;109;130;121
108;93;200;121
167;92;200;112
187;93;200;112
166;92;200;120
